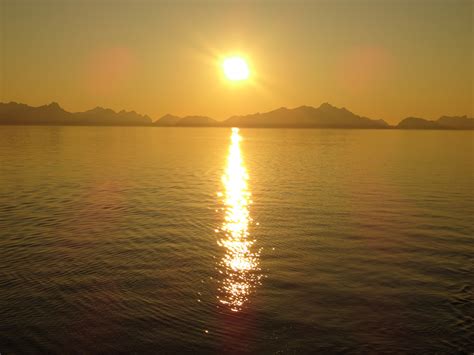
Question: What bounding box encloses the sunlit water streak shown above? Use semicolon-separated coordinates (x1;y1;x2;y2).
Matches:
216;128;261;311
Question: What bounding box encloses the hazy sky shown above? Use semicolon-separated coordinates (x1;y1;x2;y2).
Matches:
1;0;472;123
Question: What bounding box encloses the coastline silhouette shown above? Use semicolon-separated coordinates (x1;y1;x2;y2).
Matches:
1;101;472;129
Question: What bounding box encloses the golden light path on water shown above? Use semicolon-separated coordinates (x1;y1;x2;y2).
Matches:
216;128;261;312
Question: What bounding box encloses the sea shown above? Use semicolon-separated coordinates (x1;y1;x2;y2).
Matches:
0;126;473;353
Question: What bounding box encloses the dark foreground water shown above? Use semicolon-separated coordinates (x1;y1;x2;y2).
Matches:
0;126;473;353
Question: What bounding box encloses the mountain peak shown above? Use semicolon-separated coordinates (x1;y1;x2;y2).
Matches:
90;106;116;114
273;106;289;112
154;113;181;126
45;102;63;110
160;113;180;120
294;105;316;113
318;102;337;110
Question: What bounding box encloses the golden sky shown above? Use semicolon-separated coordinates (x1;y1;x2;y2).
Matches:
1;0;472;123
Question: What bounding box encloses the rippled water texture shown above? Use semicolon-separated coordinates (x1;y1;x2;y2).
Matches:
0;126;473;353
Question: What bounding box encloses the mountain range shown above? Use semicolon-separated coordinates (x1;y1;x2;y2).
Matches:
1;101;472;129
0;102;152;126
397;116;474;130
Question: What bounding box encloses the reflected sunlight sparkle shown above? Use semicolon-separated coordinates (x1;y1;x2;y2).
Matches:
216;128;261;311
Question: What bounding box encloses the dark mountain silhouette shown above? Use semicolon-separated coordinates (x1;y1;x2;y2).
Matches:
437;116;474;129
397;117;440;129
0;102;151;126
397;115;474;129
222;103;389;128
155;103;388;128
154;114;181;126
1;101;473;129
0;102;73;125
154;114;218;127
73;107;151;126
176;116;218;127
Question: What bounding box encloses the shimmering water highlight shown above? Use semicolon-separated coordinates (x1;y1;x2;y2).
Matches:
216;128;261;312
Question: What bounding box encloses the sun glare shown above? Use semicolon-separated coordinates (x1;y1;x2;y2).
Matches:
222;56;249;81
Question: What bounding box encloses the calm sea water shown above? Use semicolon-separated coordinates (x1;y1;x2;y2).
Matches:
0;126;473;353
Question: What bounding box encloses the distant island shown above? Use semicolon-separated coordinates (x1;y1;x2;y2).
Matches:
1;102;472;129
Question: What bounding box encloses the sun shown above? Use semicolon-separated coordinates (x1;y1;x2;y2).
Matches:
222;56;249;81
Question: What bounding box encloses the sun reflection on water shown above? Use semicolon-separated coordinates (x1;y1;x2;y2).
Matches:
216;128;261;312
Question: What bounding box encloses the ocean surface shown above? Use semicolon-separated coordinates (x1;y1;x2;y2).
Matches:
0;126;473;353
